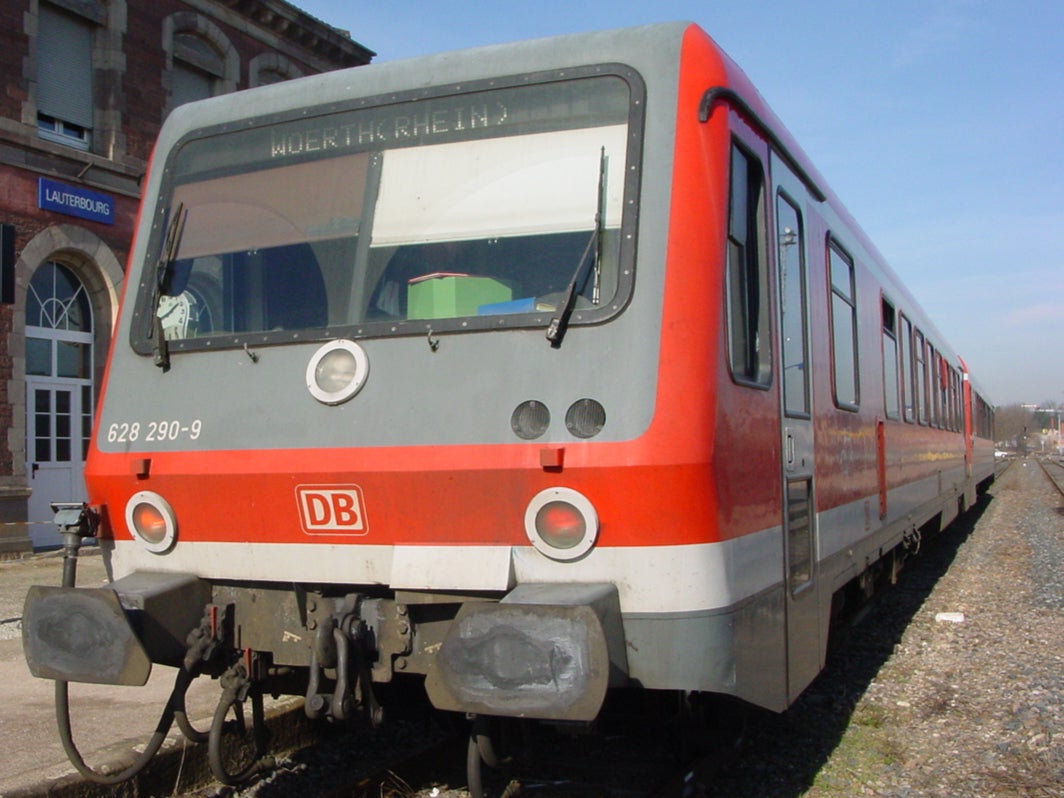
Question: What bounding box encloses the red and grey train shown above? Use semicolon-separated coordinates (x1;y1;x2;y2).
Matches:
24;21;995;787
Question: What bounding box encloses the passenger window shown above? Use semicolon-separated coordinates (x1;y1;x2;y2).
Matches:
914;330;928;425
726;143;771;386
882;298;899;419
931;350;942;428
777;193;808;416
942;360;952;430
828;240;858;408
957;373;963;431
900;315;914;423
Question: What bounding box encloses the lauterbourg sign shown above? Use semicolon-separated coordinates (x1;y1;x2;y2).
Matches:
38;177;115;225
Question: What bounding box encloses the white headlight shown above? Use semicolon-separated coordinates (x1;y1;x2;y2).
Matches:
306;340;369;405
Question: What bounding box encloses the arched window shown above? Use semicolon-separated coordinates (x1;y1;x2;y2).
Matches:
26;261;93;379
250;53;305;88
172;31;225;106
163;13;238;113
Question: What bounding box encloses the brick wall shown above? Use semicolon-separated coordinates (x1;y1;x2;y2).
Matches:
0;1;370;548
0;1;29;121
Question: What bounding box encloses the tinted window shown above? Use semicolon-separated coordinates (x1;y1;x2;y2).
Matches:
778;193;808;415
882;298;899;419
726;144;771;386
138;74;637;350
829;240;858;408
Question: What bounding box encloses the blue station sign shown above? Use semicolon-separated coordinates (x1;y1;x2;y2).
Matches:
38;177;115;225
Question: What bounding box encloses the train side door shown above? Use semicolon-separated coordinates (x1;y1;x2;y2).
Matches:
771;154;821;701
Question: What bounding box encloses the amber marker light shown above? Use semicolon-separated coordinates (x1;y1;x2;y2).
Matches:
125;491;177;553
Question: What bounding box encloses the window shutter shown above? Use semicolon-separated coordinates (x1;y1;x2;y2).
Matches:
172;63;213;108
37;4;94;129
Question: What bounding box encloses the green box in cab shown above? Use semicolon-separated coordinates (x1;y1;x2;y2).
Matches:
408;273;513;319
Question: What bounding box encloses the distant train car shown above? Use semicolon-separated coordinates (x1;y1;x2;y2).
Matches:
24;20;994;789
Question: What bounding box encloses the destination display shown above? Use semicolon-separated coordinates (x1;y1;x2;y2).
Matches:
172;73;631;182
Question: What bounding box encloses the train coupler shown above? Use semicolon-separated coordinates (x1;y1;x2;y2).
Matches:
303;595;387;727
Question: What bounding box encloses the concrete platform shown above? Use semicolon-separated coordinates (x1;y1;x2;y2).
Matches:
0;549;307;797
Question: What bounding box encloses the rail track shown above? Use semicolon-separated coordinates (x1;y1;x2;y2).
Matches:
1036;455;1064;496
188;693;750;798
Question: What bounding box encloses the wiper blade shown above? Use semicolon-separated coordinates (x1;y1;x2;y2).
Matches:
546;146;607;348
545;230;596;347
150;203;186;371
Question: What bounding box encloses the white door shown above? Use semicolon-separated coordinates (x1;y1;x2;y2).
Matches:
25;262;93;550
26;380;91;547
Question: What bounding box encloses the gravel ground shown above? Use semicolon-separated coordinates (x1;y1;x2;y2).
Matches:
700;459;1064;798
832;458;1064;798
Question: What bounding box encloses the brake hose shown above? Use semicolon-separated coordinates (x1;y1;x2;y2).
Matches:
53;533;192;785
55;671;190;784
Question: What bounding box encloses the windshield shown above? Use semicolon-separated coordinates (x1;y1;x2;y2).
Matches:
137;73;638;349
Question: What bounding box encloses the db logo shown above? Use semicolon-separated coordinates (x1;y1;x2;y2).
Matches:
296;485;368;535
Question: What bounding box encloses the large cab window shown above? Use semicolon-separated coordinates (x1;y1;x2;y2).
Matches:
135;71;640;352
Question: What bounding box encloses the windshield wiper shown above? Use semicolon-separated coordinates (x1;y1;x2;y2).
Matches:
150;203;187;371
546;146;607;348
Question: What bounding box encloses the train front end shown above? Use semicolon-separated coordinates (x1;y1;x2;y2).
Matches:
23;22;739;740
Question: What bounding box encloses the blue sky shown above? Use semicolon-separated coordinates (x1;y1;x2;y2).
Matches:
295;1;1063;407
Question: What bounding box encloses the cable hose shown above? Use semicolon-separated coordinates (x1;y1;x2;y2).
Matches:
467;730;486;798
175;683;210;743
55;667;192;785
467;715;509;798
208;682;272;785
53;537;268;787
53;532;194;785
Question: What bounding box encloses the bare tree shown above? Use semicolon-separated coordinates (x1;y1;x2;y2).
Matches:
993;404;1035;449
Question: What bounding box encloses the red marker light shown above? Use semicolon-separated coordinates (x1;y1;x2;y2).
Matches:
536;501;587;550
525;487;599;561
125;491;177;553
132;502;167;544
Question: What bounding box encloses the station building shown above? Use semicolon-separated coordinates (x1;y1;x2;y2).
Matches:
0;0;372;553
